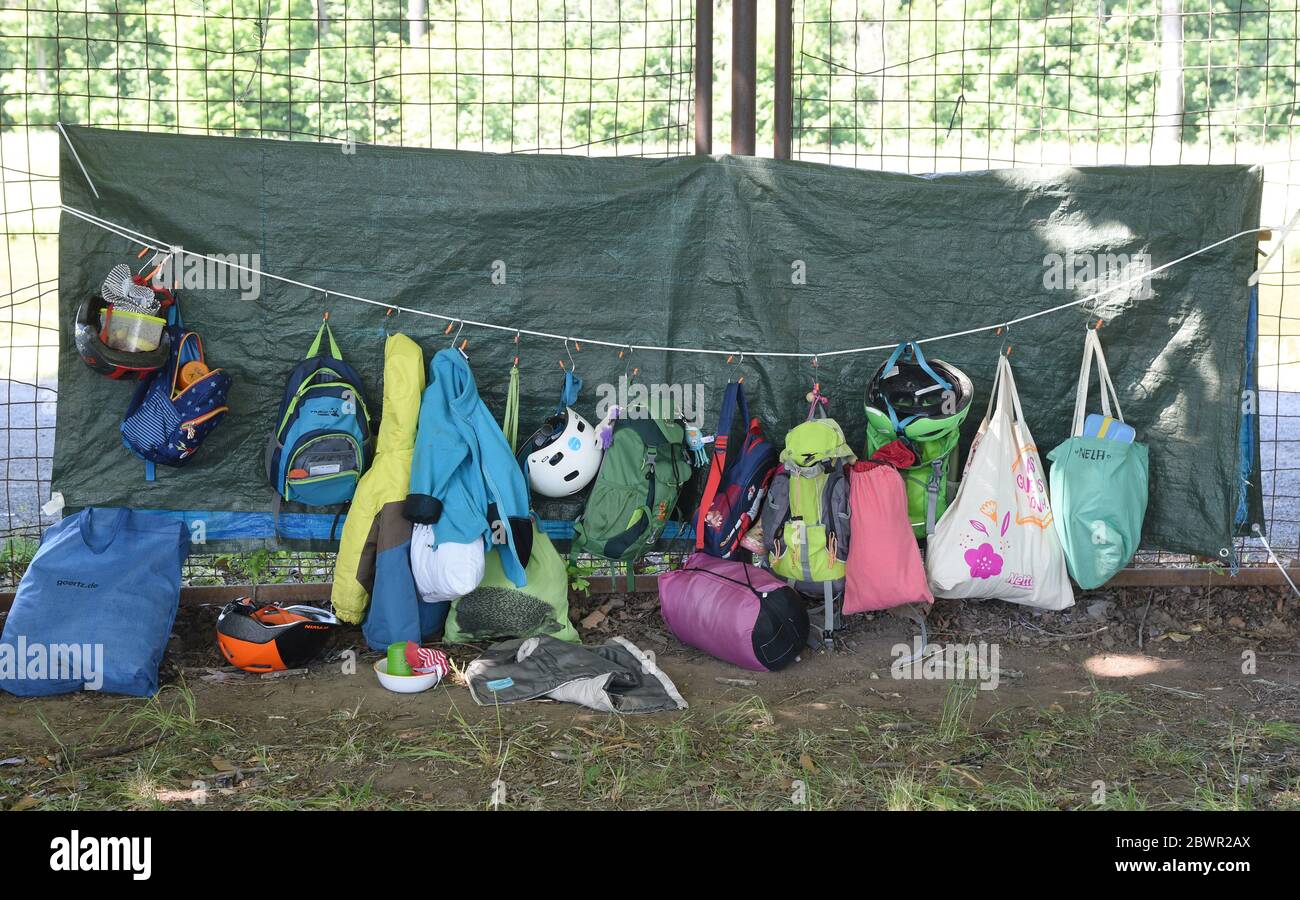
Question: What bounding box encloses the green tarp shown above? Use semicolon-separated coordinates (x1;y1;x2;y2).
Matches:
55;125;1262;560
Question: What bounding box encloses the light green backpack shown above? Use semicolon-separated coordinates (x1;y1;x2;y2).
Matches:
761;415;856;592
760;409;856;647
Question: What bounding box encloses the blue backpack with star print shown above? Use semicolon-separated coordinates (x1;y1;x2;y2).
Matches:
120;300;232;479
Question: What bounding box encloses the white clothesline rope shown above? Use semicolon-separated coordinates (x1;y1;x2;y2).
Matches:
62;203;1276;361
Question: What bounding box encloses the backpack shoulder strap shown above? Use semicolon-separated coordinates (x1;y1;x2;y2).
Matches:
760;470;790;554
695;381;743;550
824;464;850;562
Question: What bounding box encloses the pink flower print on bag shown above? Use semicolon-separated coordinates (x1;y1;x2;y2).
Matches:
965;542;1004;579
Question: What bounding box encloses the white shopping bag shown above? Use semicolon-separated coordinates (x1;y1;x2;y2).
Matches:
926;353;1074;610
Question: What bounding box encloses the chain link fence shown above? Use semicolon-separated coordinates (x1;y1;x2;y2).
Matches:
0;0;696;586
2;0;1295;587
792;0;1298;568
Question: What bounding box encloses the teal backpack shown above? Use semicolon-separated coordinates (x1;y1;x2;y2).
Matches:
571;405;693;585
266;320;372;535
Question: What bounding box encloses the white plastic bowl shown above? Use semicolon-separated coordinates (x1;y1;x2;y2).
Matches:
373;657;442;693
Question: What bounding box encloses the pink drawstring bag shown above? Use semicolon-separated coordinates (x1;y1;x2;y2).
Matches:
843;443;934;614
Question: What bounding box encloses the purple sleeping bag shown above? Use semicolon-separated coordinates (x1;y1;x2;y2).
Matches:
659;553;809;671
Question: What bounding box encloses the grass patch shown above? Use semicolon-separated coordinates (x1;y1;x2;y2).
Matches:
3;682;1299;811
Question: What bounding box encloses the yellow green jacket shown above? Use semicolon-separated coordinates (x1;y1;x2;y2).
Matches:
331;333;425;624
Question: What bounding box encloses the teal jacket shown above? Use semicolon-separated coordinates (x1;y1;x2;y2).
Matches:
404;348;532;586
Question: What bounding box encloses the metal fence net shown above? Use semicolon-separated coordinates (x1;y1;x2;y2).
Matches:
792;0;1299;567
0;0;696;586
2;0;1296;587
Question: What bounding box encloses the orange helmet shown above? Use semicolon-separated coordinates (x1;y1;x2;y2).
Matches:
216;598;339;673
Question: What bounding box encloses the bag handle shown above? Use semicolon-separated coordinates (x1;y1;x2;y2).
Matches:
984;354;1026;426
1072;327;1124;436
305;320;343;361
78;507;130;555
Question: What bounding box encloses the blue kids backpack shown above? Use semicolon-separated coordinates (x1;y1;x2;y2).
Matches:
266;318;372;525
694;380;779;558
120;300;232;480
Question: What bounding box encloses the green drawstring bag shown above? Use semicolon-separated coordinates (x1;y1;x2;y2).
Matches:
443;523;580;644
501;362;520;453
1047;329;1149;589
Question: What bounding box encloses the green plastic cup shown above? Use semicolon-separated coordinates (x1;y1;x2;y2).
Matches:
386;642;413;677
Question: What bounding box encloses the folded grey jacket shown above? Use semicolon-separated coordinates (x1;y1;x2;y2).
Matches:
465;635;688;714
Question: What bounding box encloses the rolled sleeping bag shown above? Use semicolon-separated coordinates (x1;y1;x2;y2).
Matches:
659;553;808;672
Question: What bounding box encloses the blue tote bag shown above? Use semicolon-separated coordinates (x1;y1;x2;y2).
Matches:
0;508;189;697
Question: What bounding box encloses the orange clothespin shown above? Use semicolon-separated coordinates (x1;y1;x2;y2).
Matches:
323;311;330;321
136;246;150;259
444;321;454;335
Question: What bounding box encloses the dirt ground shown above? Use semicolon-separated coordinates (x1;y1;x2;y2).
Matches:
2;583;1298;810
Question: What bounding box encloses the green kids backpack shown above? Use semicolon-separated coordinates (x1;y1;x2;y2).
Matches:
864;342;972;538
761;398;856;646
571;404;693;586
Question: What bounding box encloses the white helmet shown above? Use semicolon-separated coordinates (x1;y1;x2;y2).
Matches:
520;407;604;497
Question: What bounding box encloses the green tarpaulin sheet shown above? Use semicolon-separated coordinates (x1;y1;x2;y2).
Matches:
54;126;1262;560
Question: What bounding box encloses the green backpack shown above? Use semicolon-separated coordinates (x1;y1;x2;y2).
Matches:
571;407;693;583
864;342;973;538
761;416;856;592
760;412;856;647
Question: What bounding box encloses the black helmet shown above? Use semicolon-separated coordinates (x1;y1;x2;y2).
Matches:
865;341;973;433
75;291;172;380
